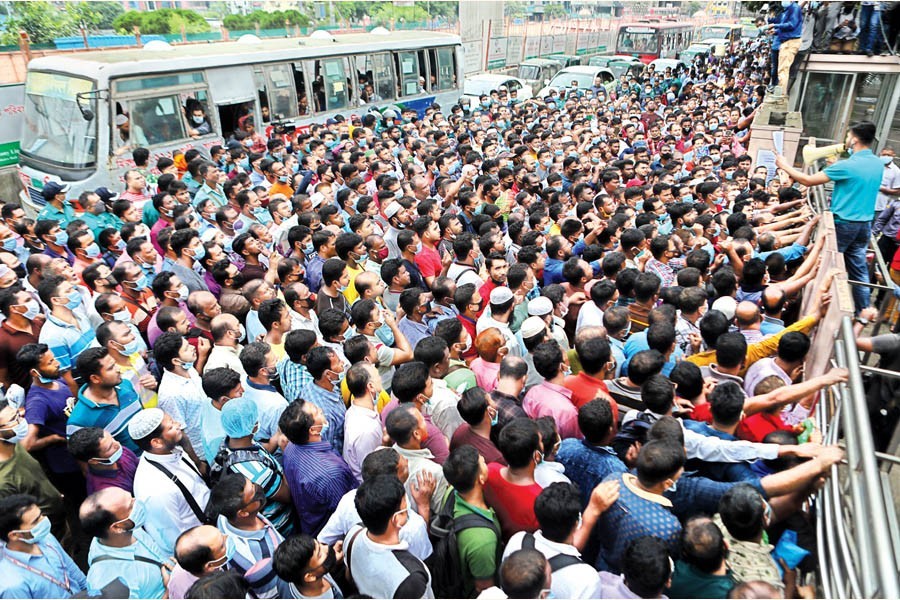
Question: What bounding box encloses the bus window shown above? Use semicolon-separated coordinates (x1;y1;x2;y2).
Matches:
182;91;213;138
254;68;270;123
417;50;430;91
313;57;350;112
127;95;186;147
371;53;394;102
265;64;297;121
395;51;422;97
436;47;456;90
292;64;310;116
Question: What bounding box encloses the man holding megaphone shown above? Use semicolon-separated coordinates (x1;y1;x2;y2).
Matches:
775;121;884;313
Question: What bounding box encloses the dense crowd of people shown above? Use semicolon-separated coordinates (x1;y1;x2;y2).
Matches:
0;14;899;600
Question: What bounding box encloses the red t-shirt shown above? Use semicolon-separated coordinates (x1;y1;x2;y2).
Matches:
687;402;713;423
564;372;618;422
737;412;793;443
483;461;541;542
415;246;442;281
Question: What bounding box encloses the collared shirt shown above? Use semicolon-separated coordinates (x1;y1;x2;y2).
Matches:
157;368;207;453
318;488;432;560
0;319;42;389
343;524;435;600
476;314;522;357
205;344;246;376
393;444;450;515
523;380;581;440
86;445;139;496
564;372;617;418
283;441;357;535
243;379;289;443
289;309;320;340
218;514;287;599
427;378;465;440
342;404;383;482
37;202;76;227
39;312;97;372
305;254;326;294
743;357;792;397
278;356;313;404
397;316;431;350
760;315;785;336
300;381;346;453
0;535;87;598
452;492;502;598
199;399;226;464
876;161;900;212
221;441;294;536
714;514;783;589
192;182;227;208
675;314;701;356
824;148;884;221
556;439;628;508
86;529;168;599
645;258;677;288
490;389;527;436
133;450;210;554
67;380;143;453
504;531;598;599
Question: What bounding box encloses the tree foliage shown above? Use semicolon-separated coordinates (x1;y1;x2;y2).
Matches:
334;1;455;23
222;9;311;30
2;1;78;44
113;8;210;35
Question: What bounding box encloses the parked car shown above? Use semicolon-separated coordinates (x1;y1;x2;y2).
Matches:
459;74;533;109
537;66;616;98
516;58;563;95
699;37;731;57
649;58;684;73
608;57;646;80
547;54;583;67
680;43;712;63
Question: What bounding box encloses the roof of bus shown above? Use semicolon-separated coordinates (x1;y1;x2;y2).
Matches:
619;22;692;29
27;31;460;79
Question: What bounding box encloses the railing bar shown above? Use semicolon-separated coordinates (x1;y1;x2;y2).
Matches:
858;364;900;379
845;280;894;291
879;471;900;572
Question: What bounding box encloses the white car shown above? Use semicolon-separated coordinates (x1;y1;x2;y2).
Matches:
700;37;731;57
649;58;684;73
537;66;616;99
459;74;533;108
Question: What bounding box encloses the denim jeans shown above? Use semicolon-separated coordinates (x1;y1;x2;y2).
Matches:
859;4;882;53
835;220;872;312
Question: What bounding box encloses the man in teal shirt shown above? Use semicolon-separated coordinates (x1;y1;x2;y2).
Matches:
36;182;76;227
79;190;118;238
776;120;884;312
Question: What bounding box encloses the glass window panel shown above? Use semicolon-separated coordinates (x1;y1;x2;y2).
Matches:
321;58;348;110
115;72;204;93
266;64;297;119
798;72;852;145
128;95;186;146
437;47;455;90
398;52;420;97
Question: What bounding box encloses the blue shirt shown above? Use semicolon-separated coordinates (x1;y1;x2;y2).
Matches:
67;380;143;454
305;254;326;294
86;529;167;598
398;317;431;350
0;535;87;598
38;313;97;372
300;381;346;453
757;243;807;263
23;381;79;473
283;441;357;536
278;357;313;405
824;149;884;221
774;2;802;41
556;439;628;509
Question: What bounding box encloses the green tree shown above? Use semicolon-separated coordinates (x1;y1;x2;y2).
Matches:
112;8;210;35
1;0;78;44
222;9;310;31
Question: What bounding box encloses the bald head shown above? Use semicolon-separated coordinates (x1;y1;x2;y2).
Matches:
211;313;240;344
735;301;760;329
26;253;52;277
175;525;226;577
761;286;786;315
574;326;607;347
79;486;134;540
354;271;381;298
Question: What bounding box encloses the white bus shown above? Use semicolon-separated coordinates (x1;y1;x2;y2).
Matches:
18;30;462;209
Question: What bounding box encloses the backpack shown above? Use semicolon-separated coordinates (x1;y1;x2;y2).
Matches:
425;491;501;599
208;441;278;486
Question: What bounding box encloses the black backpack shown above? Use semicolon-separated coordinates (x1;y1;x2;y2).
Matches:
521;532;582;571
425;491;501;599
208;442;278;486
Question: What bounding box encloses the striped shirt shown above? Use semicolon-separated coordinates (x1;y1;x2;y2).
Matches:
157;369;207;454
67;380;144;453
300;381;346;454
283;441;357;536
222;442;294;536
218;514;287;599
39;312;97;371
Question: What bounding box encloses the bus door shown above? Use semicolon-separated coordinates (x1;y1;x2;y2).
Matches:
207;66;258;141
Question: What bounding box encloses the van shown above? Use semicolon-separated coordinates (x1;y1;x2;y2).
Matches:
517;58;563;95
547;54;583;68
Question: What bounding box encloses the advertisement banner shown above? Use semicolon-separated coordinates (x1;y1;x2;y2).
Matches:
463;40;483;74
0;85;24;168
524;37;541;59
486;37;507;70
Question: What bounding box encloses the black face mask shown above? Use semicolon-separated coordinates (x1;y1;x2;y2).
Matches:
320;546;337;574
12;266;25;280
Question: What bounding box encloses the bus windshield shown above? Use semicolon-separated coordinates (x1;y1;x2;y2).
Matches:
618;27;659;54
699;26;730;39
22;71;96;170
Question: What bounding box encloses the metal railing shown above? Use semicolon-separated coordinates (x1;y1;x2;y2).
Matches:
803;164;900;598
818;317;900;599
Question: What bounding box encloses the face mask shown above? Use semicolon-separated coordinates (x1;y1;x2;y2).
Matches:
1;418;28;444
192;115;205;125
14;516;51;545
489;408;499;427
54;231;68;246
181;359;195;371
20;300;40;321
115;239;126;252
96;443;124;466
114;497;146;531
65;290;82;310
327;369;342;386
108;309;130;322
303;242;315;256
208;536;237;570
174;285;189;303
1;237;16;252
192;246;206;261
118;338;142;357
375;321;395;347
130;274;149;291
236;324;246;342
319;421;330;438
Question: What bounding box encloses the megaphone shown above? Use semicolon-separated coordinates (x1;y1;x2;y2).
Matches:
802;137;845;166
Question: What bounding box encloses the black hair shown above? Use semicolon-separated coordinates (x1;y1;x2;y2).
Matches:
534;482;582;543
355;475;406;535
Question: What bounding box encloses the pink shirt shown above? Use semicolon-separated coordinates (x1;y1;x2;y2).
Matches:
471;358;500;393
166;564;198;600
523;380;582;440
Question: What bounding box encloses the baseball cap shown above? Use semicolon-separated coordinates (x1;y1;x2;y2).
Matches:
489;286;514;305
527;296;554;317
41;181;70;200
520;316;547;340
94;187;119;203
127;408;165;441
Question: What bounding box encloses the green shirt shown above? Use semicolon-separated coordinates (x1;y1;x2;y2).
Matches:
37;202;76;228
668;560;735;599
453;492;501;598
445;359;476;393
81;212;118;238
0;444;66;536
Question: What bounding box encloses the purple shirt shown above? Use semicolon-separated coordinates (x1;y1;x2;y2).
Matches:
85;446;139;496
283;441;357;536
23;381;79;473
147;301;196;347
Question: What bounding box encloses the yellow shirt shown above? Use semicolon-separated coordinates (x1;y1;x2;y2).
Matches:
117;354;158;408
340;378;391;411
549;222;561;237
343;264;363;304
686;315;817;376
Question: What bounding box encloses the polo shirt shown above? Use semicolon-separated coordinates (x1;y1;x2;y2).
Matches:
0;535;87;598
39;312;97;372
0;319;42;389
24;380;79;474
222;442;294;536
737;412;793;443
483;461;541;542
824;148;884;221
452;492;502;598
85;445;138;495
218;514;288;598
471;358;501;393
0;444;66;535
398;316;431;350
37;202;76;227
523;380;581;440
564;372;618;420
86;529;168;599
668;560;735;599
67;380;143;454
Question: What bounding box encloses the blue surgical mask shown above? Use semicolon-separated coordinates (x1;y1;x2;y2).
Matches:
54;231;68;246
111;309;131;322
65;290;82;310
181;360;195;371
131;274;149;291
124;497;147;529
118;338;142;356
1;237;16;252
319;421;330;437
97;444;124;466
375;322;395;347
85;243;101;258
489;408;499;427
14;515;51;545
303;242;315;256
20;300;40;321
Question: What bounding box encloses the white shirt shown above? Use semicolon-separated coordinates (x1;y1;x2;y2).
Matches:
447;262;484;288
289;309;321;341
133;450;210;554
343;525;435;600
318;489;432;560
427;379;464;440
534;460;571;488
156;368;207;454
205;344;246;376
476;314;522;358
877;161;900;212
393;444;450;515
575;301;605;335
342;404;383;482
503;531;599;599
